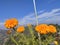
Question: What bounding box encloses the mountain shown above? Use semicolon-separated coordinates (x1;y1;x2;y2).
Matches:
0;29;7;45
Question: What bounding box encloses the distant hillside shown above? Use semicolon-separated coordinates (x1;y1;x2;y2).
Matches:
0;29;7;45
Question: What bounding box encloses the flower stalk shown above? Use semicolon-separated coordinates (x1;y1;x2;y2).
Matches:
10;35;18;45
33;0;41;45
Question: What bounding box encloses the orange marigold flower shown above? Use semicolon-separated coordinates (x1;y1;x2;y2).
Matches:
17;26;25;33
4;18;18;29
40;30;47;34
49;25;57;33
6;30;12;34
35;24;49;34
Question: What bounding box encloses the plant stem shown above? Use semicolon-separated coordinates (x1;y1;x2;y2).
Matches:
12;28;19;45
33;0;38;25
10;34;18;45
33;0;41;45
28;25;35;45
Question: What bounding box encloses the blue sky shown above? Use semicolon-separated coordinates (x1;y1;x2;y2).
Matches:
0;0;60;22
0;0;34;22
0;0;60;29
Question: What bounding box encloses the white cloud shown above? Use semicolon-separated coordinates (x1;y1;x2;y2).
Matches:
19;8;60;25
0;23;6;29
0;8;60;29
19;10;45;25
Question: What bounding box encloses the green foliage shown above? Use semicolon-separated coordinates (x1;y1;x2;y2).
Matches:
4;24;60;45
